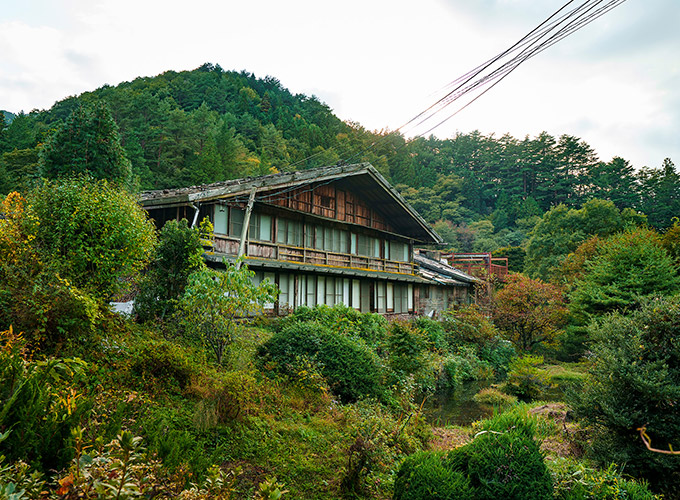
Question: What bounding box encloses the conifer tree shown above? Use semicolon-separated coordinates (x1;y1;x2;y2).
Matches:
39;103;131;184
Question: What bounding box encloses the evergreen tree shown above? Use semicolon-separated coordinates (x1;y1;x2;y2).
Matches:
637;158;680;230
39;103;131;184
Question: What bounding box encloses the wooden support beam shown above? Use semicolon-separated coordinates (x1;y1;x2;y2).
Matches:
236;188;257;268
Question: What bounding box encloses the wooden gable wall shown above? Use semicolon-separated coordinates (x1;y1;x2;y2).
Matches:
260;183;395;233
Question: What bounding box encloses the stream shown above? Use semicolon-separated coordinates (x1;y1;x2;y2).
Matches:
423;379;496;427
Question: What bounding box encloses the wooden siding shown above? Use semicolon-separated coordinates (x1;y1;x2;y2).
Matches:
262;183;393;232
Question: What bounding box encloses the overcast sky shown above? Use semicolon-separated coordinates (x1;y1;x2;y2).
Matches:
1;0;678;170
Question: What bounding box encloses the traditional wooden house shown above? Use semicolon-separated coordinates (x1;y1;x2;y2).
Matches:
140;163;475;315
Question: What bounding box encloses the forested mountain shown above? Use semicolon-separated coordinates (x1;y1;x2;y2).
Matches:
1;63;678;250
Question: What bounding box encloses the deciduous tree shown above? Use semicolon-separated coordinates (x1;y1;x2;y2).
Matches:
493;273;568;352
569;228;680;321
178;262;278;364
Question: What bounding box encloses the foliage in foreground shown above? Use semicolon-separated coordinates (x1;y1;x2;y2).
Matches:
570;295;680;494
394;409;553;499
178;261;278;365
550;459;659;500
0;180;156;349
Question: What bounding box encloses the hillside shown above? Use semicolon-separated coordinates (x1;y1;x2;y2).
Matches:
1;63;679;249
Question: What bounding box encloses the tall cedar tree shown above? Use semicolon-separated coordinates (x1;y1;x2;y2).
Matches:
39;103;131;184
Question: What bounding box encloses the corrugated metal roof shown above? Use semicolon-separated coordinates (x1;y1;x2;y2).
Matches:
414;251;477;284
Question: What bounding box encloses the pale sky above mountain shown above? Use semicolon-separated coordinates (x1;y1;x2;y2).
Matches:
1;0;678;170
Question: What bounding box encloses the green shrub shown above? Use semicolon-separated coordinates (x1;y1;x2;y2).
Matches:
441;348;494;389
502;354;551;401
447;430;552;499
258;322;384;403
551;459;660;500
471;405;538;440
570;296;680;494
441;305;499;348
472;387;517;408
134;218;206;322
396;411;552;499
388;320;427;375
394;451;472;500
0;328;91;472
478;339;516;376
280;304;387;346
130;339;194;391
412;317;447;352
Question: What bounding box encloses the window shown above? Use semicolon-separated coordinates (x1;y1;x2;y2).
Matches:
214;204;228;234
325;277;335;306
377;282;386;313
394;284;409;313
389;241;409;262
279;274;290;307
304;275;316;307
229;208;244;237
357;234;369;256
249;213;272;242
352;280;361;310
316;276;325;305
320;195;333;209
277;218;303;246
306;223;316;248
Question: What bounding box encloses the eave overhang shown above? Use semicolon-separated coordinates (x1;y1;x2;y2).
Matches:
139;163;443;244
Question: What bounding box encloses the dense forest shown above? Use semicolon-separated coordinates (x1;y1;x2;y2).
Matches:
1;63;678;253
2;64;680;498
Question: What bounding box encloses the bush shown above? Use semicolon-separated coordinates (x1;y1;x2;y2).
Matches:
388;320;427;375
570;296;680;494
393;451;472;500
134;218;207;322
472;387;517;409
395;411;552;499
190;370;263;429
441;305;499;348
280;304;387;346
551;459;660;500
130;338;194;391
0;328;91;472
478;339;516;376
441;348;494;390
502;354;552;401
25;177;156;299
412;317;447;352
258;322;384;403
447;430;552;499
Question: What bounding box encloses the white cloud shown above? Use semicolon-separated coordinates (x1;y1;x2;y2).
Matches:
0;0;677;169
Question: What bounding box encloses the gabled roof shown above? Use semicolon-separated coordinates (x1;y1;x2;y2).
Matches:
140;163;443;244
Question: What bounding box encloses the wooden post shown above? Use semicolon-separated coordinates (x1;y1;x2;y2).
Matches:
237;188;257;268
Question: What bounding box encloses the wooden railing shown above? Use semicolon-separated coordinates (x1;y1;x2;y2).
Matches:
445;253;509;282
212;235;416;275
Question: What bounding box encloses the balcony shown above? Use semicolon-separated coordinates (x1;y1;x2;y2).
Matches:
212;234;416;275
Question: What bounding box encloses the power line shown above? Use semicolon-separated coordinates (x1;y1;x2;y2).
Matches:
336;0;629;165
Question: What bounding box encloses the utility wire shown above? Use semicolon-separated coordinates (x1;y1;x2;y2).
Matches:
413;0;628;137
338;0;628;166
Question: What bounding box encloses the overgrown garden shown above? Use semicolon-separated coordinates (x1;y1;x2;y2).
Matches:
1;66;680;498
